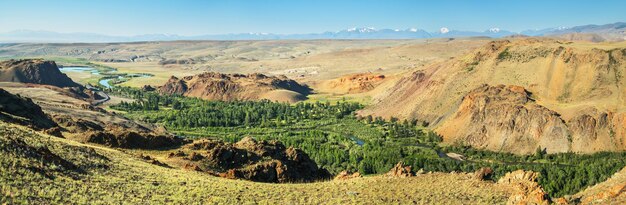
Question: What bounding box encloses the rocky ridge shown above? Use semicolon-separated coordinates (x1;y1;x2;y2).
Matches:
0;88;58;132
158;72;311;103
0;59;81;88
436;84;626;154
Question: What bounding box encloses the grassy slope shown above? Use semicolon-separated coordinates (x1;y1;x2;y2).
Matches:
0;122;511;204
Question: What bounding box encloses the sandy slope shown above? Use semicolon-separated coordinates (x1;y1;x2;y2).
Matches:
360;38;626;153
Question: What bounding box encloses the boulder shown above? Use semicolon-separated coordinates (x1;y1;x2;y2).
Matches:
473;167;493;181
167;150;186;158
385;162;414;177
182;163;202;172
334;170;362;180
141;85;156;92
43;127;64;138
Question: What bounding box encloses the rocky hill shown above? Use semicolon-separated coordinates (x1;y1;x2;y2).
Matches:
437;84;578;154
158;72;311;103
439;84;626;154
360;38;626;154
0;59;81;88
0;88;57;131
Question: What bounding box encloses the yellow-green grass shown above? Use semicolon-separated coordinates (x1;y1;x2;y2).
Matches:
62;71;101;85
304;93;373;105
1;122;511;204
100;62;204;87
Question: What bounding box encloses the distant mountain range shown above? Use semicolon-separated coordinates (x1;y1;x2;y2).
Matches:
1;22;624;43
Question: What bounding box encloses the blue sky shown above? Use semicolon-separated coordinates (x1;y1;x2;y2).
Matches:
0;0;624;36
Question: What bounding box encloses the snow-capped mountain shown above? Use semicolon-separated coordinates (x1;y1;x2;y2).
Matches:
488;28;501;33
346;27;377;33
1;22;623;43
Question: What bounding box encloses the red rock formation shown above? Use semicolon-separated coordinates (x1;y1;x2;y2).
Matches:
159;76;188;95
437;84;626;154
574;166;626;204
326;73;386;94
158;72;310;103
360;39;626;154
436;84;571;154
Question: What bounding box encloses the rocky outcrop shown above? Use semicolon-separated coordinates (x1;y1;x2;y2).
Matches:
62;115;188;150
473;167;494;181
566;110;626;153
436;84;571;154
0;59;81;88
0;88;58;131
385;162;414;177
81;130;188;149
498;170;550;205
141;85;156;92
158;72;311;103
159;76;188;95
573;166;626;204
437;84;626;154
137;154;169;167
171;137;330;183
325;73;386;94
580;183;626;204
51;115;104;133
334;170;362;180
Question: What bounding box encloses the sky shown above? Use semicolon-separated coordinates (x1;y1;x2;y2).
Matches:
0;0;624;36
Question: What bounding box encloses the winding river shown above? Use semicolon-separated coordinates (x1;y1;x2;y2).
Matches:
59;66;151;88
